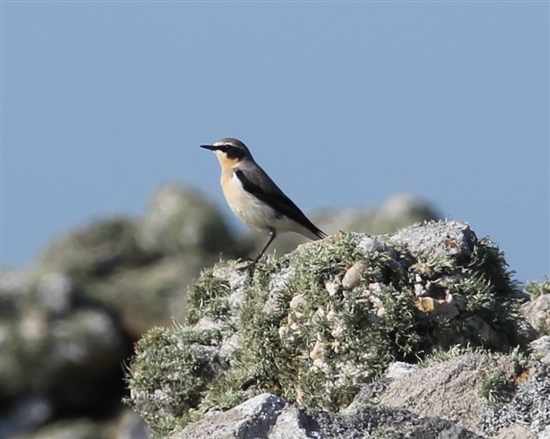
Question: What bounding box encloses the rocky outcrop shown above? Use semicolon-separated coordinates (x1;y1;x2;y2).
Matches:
374;354;549;438
170;392;483;439
126;220;545;438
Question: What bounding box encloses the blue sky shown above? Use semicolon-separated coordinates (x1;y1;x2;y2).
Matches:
2;2;549;283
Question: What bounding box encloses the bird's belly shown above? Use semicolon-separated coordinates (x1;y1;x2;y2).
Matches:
222;178;294;233
226;188;277;231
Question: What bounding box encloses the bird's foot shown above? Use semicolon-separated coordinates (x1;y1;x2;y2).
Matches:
234;258;258;273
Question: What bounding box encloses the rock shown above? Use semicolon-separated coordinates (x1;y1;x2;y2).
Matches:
390;220;475;259
531;336;550;364
380;354;502;432
325;277;342;296
374;193;439;231
446;291;467;311
262;267;295;315
341;262;369;291
416;296;436;312
521;293;550;336
415;294;460;322
34;272;74;316
436;301;460;320
309;340;325;361
0;276;130;416
113;408;151;439
171;393;286;439
38;217;151;278
0;395;54;439
462;315;502;346
289;294;306;310
493;425;536;439
356;235;397;257
386;362;418;379
379;353;550;438
540;426;550;439
137;186;239;261
48;309;129;410
82;257;193;339
0;268;33;317
171;392;482;439
12;418;106;439
480;370;550;438
335;193;438;238
3;409;150;439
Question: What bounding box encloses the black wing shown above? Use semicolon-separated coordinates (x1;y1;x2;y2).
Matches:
234;169;326;239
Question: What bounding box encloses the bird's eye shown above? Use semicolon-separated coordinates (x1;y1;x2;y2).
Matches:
219;145;229;153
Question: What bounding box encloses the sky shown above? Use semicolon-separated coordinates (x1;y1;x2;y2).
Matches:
2;1;549;284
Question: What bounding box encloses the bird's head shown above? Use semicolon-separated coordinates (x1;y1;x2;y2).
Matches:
200;138;253;168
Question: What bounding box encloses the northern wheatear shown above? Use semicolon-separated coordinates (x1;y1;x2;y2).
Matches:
201;138;326;267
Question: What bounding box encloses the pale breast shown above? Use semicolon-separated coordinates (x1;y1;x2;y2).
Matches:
221;171;278;232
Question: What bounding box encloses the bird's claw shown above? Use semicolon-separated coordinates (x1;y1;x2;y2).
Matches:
235;258;258;273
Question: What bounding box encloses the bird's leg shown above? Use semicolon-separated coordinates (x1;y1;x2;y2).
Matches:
255;229;277;262
243;229;277;271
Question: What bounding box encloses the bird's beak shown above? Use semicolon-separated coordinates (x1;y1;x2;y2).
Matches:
200;144;216;151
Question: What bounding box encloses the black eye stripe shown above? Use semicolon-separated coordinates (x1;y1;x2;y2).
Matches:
224;145;245;160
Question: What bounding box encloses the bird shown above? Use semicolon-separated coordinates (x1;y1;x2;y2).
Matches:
200;138;326;268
